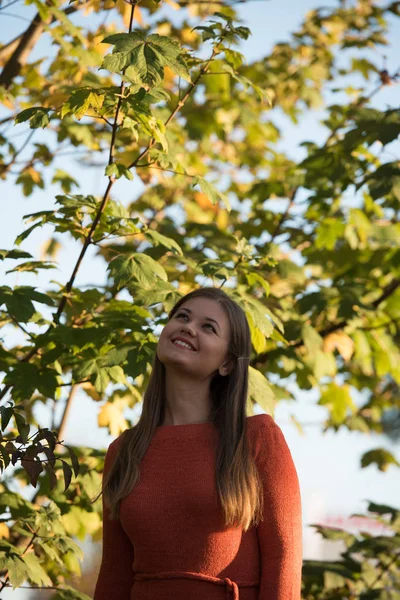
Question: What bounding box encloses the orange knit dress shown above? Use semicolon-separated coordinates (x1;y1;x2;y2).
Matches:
93;413;303;600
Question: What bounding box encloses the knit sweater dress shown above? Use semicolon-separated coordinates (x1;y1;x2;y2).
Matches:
93;413;303;600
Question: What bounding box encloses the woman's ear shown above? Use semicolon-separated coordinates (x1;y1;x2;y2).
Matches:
219;358;235;377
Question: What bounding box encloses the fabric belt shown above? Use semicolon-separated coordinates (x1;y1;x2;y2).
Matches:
134;570;259;599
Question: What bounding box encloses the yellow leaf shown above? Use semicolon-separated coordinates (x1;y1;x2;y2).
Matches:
157;23;172;36
43;92;69;108
247;366;275;416
194;192;213;211
324;332;354;360
39;237;61;261
247;311;267;354
164;0;181;9
178;282;194;295
98;399;128;436
27;167;41;184
181;27;198;45
0;523;10;539
81;381;102;402
216;209;229;230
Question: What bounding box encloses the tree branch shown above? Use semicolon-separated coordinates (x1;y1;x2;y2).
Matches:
127;46;220;171
0;129;35;175
0;1;88;88
268;186;299;245
0;2;136;401
252;277;400;368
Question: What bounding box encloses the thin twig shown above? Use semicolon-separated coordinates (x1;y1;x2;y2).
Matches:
0;129;35;176
0;0;22;11
252;278;400;368
8;314;36;340
0;4;137;401
127;46;220;171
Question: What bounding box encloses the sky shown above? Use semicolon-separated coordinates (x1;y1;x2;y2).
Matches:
1;0;400;596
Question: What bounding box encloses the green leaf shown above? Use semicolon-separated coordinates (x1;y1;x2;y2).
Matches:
21;552;53;586
302;323;323;353
21;456;43;487
0;444;11;469
6;260;57;275
14;107;51;129
353;330;373;375
4;363;59;401
107;365;126;383
367;502;399;519
315;218;345;250
0;405;13;430
107;252;168;290
144;229;183;256
312;350;337;380
61;88;105;120
7;555;29;588
318;383;357;424
52;169;79;193
53;584;92;600
102;31;191;87
351;58;378;80
247;366;275;416
61;460;73;491
361;448;400;472
16;167;45;196
0;249;33;261
244;272;270;297
192;176;231;212
66;446;80;478
14;217;52;246
311;524;356;546
105;163;133;180
14;412;30;443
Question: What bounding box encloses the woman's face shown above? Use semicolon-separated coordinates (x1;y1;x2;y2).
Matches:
157;297;232;379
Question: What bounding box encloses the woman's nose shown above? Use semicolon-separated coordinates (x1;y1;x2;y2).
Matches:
181;324;196;336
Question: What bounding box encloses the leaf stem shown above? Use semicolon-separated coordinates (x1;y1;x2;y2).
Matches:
127;46;219;171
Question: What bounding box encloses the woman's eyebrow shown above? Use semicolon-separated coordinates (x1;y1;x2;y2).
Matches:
180;307;220;330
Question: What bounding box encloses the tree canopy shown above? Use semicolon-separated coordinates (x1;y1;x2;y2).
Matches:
0;0;399;597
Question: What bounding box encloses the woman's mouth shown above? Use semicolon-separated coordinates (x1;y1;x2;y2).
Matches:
171;339;196;351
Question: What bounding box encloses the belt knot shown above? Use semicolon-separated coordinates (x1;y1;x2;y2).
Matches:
224;577;239;600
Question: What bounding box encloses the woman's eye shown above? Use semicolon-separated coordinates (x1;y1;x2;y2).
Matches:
176;313;215;333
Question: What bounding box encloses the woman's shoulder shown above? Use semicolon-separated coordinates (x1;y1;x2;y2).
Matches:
246;412;276;435
105;429;128;461
246;413;289;457
246;413;274;427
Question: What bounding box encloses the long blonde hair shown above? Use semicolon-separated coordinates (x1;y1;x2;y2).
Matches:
94;287;264;531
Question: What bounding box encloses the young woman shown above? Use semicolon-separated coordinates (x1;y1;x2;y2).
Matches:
93;287;302;600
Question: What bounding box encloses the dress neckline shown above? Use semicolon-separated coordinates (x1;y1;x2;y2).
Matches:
156;421;213;429
152;415;265;439
152;420;216;441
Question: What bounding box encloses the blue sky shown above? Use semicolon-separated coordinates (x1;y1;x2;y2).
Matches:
1;2;400;593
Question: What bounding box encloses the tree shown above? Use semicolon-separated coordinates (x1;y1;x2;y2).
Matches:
0;0;399;596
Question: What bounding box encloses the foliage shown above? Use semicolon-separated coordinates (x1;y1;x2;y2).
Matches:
0;0;399;596
302;502;400;599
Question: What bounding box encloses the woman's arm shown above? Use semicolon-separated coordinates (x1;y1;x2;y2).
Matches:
93;439;135;600
254;415;303;600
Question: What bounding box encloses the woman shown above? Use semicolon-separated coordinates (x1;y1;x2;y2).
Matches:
93;287;302;600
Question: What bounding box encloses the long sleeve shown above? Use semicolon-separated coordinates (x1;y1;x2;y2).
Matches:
93;438;135;600
254;415;303;600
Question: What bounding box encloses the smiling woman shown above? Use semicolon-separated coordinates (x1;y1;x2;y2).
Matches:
93;286;302;600
156;295;236;426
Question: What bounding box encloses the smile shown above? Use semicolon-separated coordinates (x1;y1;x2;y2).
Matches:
172;340;196;351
